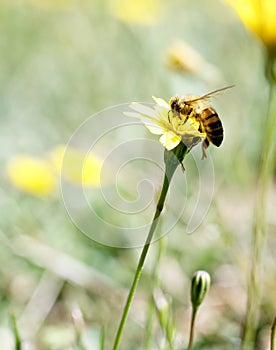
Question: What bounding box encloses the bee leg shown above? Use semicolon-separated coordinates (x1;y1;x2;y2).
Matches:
181;161;185;172
183;107;193;124
167;110;171;123
201;139;209;159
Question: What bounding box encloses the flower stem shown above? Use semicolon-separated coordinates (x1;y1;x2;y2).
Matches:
100;326;105;350
112;145;188;350
271;317;276;350
187;308;197;350
241;56;276;350
145;234;166;349
10;312;21;350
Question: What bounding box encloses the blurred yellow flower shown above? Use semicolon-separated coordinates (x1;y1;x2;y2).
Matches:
51;145;102;187
109;0;163;25
125;97;205;151
7;146;103;197
225;0;276;48
7;156;56;197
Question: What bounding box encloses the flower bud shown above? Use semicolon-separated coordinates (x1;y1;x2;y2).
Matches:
165;41;203;75
165;40;223;84
153;288;171;330
190;270;211;310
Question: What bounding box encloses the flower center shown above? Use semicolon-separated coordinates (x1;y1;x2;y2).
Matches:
168;104;199;132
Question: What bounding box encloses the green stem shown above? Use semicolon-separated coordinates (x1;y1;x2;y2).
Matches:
100;326;105;350
187;308;197;350
241;56;276;349
145;295;156;350
10;312;21;350
145;234;165;349
165;304;175;350
271;317;276;350
112;145;188;350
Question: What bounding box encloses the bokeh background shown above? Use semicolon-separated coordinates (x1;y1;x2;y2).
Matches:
0;0;275;349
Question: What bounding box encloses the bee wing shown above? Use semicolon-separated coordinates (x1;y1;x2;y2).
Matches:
188;85;234;103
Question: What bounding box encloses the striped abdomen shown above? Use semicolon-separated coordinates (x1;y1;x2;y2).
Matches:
200;107;223;147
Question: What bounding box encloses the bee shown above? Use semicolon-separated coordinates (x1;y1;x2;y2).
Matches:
169;85;233;158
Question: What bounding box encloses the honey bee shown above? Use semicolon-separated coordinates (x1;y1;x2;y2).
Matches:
169;85;233;158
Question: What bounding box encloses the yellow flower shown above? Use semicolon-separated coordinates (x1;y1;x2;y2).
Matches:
125;96;205;151
7;155;56;197
109;0;163;25
7;145;104;197
50;145;102;187
225;0;276;48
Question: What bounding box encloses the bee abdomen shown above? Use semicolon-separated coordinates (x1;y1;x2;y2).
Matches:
201;108;223;147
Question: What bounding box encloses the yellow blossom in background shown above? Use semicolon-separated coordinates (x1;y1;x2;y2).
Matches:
109;0;163;25
7;156;56;197
50;145;102;187
225;0;276;48
7;146;103;197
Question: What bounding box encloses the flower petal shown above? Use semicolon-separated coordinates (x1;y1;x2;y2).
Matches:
125;111;165;135
130;102;156;117
123;111;142;119
144;124;164;135
159;132;181;150
152;96;170;110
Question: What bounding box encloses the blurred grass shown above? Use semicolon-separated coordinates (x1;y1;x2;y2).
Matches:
0;0;275;349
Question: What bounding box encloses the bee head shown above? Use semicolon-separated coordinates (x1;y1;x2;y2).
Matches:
169;96;180;112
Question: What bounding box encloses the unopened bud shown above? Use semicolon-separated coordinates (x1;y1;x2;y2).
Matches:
153;288;171;328
190;270;211;310
165;40;223;84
